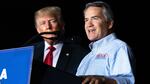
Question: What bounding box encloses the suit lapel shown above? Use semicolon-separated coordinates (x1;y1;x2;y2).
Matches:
34;42;44;62
56;44;72;70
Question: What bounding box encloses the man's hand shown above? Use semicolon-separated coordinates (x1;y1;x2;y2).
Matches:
80;75;117;84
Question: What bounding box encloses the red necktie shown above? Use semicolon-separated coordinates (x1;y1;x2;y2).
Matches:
44;46;56;66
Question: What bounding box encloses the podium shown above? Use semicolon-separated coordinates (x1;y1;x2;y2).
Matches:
0;46;33;84
31;60;82;84
0;46;82;84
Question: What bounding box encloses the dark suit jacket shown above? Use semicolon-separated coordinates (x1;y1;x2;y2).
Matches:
33;41;89;74
30;41;90;84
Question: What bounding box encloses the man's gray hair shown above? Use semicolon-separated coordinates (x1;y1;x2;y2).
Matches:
84;1;114;22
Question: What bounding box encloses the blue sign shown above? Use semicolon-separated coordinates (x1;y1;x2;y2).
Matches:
0;46;34;84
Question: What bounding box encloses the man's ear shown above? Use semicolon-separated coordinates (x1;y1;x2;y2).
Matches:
36;27;41;34
108;20;114;29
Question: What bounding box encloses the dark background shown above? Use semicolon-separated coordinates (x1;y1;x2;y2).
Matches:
0;0;148;83
0;0;140;49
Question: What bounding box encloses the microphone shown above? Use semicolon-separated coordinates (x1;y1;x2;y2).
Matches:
22;30;85;47
39;31;61;36
22;31;62;46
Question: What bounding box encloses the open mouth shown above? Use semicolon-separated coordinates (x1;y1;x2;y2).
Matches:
88;29;96;33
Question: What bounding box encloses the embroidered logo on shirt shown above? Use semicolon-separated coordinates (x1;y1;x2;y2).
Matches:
96;53;108;59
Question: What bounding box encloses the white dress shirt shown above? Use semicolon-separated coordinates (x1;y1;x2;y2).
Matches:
44;41;63;67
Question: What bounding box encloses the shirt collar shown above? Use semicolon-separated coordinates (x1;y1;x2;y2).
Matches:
44;41;63;51
89;33;116;49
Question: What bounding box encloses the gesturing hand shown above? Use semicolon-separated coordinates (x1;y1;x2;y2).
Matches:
80;75;117;84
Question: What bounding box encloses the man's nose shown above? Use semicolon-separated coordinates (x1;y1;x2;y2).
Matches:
86;20;94;27
45;22;52;29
